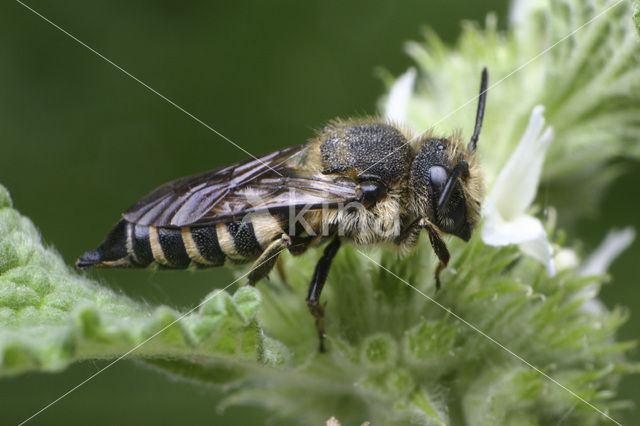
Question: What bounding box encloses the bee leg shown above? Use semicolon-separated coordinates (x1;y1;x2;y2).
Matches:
395;218;450;290
247;234;292;286
306;237;341;353
394;218;423;250
421;220;450;291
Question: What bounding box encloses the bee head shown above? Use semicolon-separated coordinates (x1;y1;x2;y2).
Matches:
408;68;487;241
409;137;482;240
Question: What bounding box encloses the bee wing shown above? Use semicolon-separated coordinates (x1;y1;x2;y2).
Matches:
123;144;359;227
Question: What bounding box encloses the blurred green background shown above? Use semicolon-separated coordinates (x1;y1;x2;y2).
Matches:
1;0;638;424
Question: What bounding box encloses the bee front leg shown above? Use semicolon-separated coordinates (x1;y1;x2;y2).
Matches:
247;234;291;286
306;237;341;352
395;218;450;290
422;221;450;291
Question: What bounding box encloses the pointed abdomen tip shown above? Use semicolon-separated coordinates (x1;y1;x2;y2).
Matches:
76;250;102;270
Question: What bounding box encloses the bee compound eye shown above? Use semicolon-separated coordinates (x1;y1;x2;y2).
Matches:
429;165;448;191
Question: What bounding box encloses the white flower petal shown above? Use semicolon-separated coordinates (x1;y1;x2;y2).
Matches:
482;210;556;276
580;227;635;276
491;105;554;221
519;235;556;277
570;228;634;315
385;67;416;123
481;105;557;276
482;211;547;246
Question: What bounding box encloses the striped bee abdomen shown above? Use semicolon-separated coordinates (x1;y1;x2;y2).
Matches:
185;226;226;265
155;227;191;268
225;222;263;259
76;215;286;270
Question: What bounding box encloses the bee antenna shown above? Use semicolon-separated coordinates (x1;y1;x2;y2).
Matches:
437;161;470;209
467;67;488;153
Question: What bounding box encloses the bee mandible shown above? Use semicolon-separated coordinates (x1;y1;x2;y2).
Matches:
78;68;488;352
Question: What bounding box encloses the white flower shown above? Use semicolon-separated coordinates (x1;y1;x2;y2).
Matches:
580;227;635;277
384;67;416;123
482;105;556;276
577;227;635;315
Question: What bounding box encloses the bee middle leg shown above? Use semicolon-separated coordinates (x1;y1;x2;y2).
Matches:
247;234;292;286
395;218;450;290
306;237;341;352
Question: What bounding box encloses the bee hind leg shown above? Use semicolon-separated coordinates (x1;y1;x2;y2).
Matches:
306;237;341;353
247;234;292;286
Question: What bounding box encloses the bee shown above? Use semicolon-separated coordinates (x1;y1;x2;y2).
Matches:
77;68;488;352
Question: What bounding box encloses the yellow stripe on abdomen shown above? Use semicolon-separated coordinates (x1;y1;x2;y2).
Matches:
148;226;169;265
251;213;284;248
216;223;242;260
181;227;209;265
